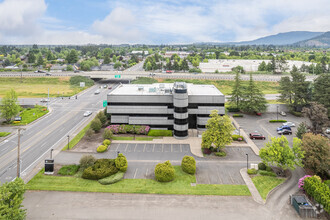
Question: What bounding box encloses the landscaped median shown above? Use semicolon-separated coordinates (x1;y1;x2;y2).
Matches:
251;176;285;200
0;132;11;137
26;166;251;196
62;122;91;150
12;105;49;126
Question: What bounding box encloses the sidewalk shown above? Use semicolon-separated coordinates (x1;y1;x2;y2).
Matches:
240;168;264;204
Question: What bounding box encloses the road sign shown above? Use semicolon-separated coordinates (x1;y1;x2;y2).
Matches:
103;100;107;107
115;75;121;78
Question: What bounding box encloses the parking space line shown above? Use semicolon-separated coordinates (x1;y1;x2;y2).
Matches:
152;144;155;152
228;172;235;184
171;144;173;152
145;168;148;177
161;144;164;152
143;144;146;152
115;144;119;152
134;144;137;152
133;168;138;179
216;166;223;184
125;144;128;152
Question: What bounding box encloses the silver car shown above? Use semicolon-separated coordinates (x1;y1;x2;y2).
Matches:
94;90;100;95
282;122;295;127
83;111;92;117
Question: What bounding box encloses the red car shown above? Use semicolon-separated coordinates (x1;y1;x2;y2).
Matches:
166;70;173;73
249;132;266;140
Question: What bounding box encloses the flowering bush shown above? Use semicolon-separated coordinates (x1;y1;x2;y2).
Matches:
106;125;150;135
298;175;311;190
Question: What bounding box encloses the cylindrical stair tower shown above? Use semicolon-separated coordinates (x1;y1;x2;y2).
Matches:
173;82;188;139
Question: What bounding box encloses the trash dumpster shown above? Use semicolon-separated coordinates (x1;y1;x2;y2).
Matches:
45;159;54;173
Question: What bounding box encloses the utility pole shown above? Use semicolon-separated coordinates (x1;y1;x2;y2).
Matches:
17;127;26;178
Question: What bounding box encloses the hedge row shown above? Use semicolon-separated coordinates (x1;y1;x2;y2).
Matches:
82;159;118;180
98;172;124;185
290;111;302;117
148;130;172;137
106;125;150;135
247;168;257;175
259;170;276;177
269;120;287;123
232;114;243;117
227;107;240;112
304;176;330;213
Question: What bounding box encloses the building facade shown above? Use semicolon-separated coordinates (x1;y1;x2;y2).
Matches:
107;82;225;139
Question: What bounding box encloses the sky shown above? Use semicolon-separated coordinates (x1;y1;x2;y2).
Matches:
0;0;329;45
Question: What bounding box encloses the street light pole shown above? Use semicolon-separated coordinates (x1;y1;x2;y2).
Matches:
246;153;249;170
67;135;70;150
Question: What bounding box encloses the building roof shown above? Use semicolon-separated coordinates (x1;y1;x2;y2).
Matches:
109;83;223;96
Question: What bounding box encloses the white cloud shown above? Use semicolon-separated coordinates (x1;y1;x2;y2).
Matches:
92;7;144;44
0;0;46;36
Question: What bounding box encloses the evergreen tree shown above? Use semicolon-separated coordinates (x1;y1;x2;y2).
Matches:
112;55;117;63
103;55;110;64
313;74;330;114
180;58;189;72
66;49;78;64
228;72;244;109
296;122;308;139
173;61;179;71
37;55;44;66
240;74;267;113
27;52;36;63
258;61;266;71
291;67;310;110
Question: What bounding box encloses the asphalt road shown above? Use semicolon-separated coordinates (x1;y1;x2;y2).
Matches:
0;71;318;82
0;83;117;183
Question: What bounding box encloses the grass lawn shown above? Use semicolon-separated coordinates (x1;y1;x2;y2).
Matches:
252;176;286;200
12;105;48;126
62;122;91;150
152;78;280;95
0;77;87;98
0;132;11;137
27;166;251;196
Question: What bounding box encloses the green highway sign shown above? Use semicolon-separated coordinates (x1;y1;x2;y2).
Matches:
103;100;107;107
115;75;121;78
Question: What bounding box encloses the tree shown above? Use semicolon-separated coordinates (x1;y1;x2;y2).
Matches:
66;49;78;64
66;65;73;71
302;133;330;178
27;53;36;63
37;55;44;66
103;56;110;64
114;61;122;70
258;61;267;71
260;136;304;175
112;55;117;63
173;61;179;71
302;102;329;134
228;72;244;109
278;76;293;105
232;65;245;74
0;178;26;220
201;110;235;151
313;73;330;114
296;122;308;139
240;74;267;113
0;89;20;123
180;58;189;72
91;118;102;132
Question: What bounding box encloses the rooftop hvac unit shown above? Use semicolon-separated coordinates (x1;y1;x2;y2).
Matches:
159;84;165;89
149;87;156;93
138;86;144;91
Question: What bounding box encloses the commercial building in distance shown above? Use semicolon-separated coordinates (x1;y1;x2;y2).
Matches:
107;82;225;139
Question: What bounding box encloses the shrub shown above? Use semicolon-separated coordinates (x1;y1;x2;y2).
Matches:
154;161;175;182
259;170;277;177
82;159;118;180
266;166;273;172
227;107;240;112
85;128;94;140
103;139;111;146
269;120;287;123
96;111;107;126
303;176;330;213
91;118;102;132
203;148;212;155
298;175;312;190
232;135;244;141
215;151;227;157
79;155;96;169
58;165;80;176
258;162;267;170
148;130;172;137
103;128;113;140
247;168;257;175
233;114;243;117
69;75;94;87
107;124;150;135
181;156;196;174
290;111;302;117
324;180;330;187
97;145;107;153
115;153;128;172
98;172;125;185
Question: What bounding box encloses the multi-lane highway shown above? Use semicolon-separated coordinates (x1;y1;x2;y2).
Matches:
0;83;116;183
0;70;318;82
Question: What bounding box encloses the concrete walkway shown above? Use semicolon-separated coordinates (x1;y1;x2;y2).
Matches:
240;168;264;204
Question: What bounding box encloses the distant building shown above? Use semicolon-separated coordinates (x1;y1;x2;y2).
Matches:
164;51;190;58
131;51;149;55
107;82;225;139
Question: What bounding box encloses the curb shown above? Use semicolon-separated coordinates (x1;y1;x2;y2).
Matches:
240;168;265;205
265;170;292;203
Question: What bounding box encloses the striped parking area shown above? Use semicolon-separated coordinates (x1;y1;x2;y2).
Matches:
109;143;191;154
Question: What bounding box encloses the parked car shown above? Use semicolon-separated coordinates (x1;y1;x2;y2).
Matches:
166;70;173;73
249;132;266;140
103;85;107;88
279;111;286;116
83;111;92;117
282;122;295;127
14;116;22;121
277;125;292;131
94;90;100;95
34;70;46;73
45;72;52;76
40;98;50;102
277;129;292;135
108;86;112;90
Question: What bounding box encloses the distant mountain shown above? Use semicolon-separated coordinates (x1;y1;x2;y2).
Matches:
236;31;324;45
295;31;330;47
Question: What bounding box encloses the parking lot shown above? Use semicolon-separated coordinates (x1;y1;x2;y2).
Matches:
233;113;308;149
